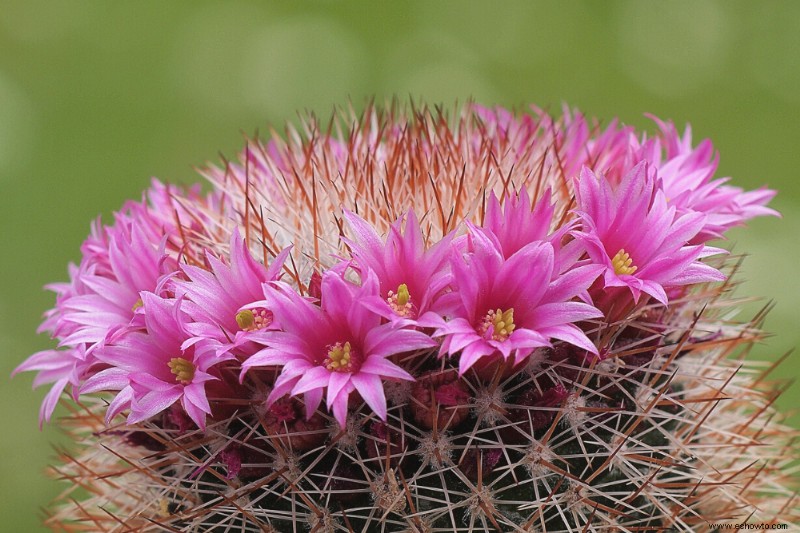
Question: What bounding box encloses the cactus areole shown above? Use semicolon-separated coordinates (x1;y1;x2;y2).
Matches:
15;102;798;531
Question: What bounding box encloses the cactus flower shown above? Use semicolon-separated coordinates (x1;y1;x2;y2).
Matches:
82;293;227;429
573;162;726;305
242;270;435;426
342;209;455;323
426;226;603;374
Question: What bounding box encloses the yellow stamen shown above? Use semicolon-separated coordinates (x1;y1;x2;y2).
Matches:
324;341;357;373
168;357;196;384
611;248;637;276
387;283;414;317
131;298;143;312
480;307;516;342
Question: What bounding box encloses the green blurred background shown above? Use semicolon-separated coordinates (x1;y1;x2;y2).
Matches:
1;1;798;530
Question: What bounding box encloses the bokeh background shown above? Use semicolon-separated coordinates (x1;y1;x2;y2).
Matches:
1;1;798;530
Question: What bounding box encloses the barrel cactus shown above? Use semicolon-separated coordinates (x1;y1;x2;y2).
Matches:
16;102;798;532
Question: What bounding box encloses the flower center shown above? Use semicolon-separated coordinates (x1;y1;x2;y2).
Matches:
168;357;196;384
323;341;360;373
131;298;143;312
386;283;414;317
611;248;637;276
236;307;273;332
479;308;516;342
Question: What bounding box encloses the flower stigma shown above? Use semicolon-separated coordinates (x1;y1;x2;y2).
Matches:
168;357;196;384
324;341;360;373
387;283;414;317
611;249;637;276
479;308;516;342
236;307;273;332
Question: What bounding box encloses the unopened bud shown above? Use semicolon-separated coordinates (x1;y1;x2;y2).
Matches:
411;370;470;430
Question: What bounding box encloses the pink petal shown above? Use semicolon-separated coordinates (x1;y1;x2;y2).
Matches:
106;386;134;423
80;367;130;394
39;377;69;426
330;386;351;427
304;387;324;419
359;355;414;381
291;366;332;396
351;373;387;420
326;372;351;410
128;386;182;424
458;341;495;375
541;324;598;355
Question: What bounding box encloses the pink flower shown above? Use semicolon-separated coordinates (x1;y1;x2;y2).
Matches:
82;293;227;429
482;187;555;259
241;271;435;426
176;229;290;354
473;106;778;243
15;216;177;424
133;178;221;244
573;163;726;306
630;117;778;242
423;227;603;375
471;187;583;277
342;209;454;323
55;221;175;347
546;105;637;184
471;104;540;157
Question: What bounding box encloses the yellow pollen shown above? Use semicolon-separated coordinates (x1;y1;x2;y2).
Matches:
611;248;638;276
324;341;356;373
168;357;196;384
387;283;414;317
131;298;143;312
480;307;516;342
235;308;272;332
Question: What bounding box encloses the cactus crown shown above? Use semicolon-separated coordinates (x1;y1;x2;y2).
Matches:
15;102;798;532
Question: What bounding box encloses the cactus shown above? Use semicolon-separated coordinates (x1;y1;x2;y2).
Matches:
17;102;799;532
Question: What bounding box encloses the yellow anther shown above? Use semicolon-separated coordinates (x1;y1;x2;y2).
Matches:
480;307;516;342
611;248;638;276
168;357;196;384
131;298;143;312
324;341;358;373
